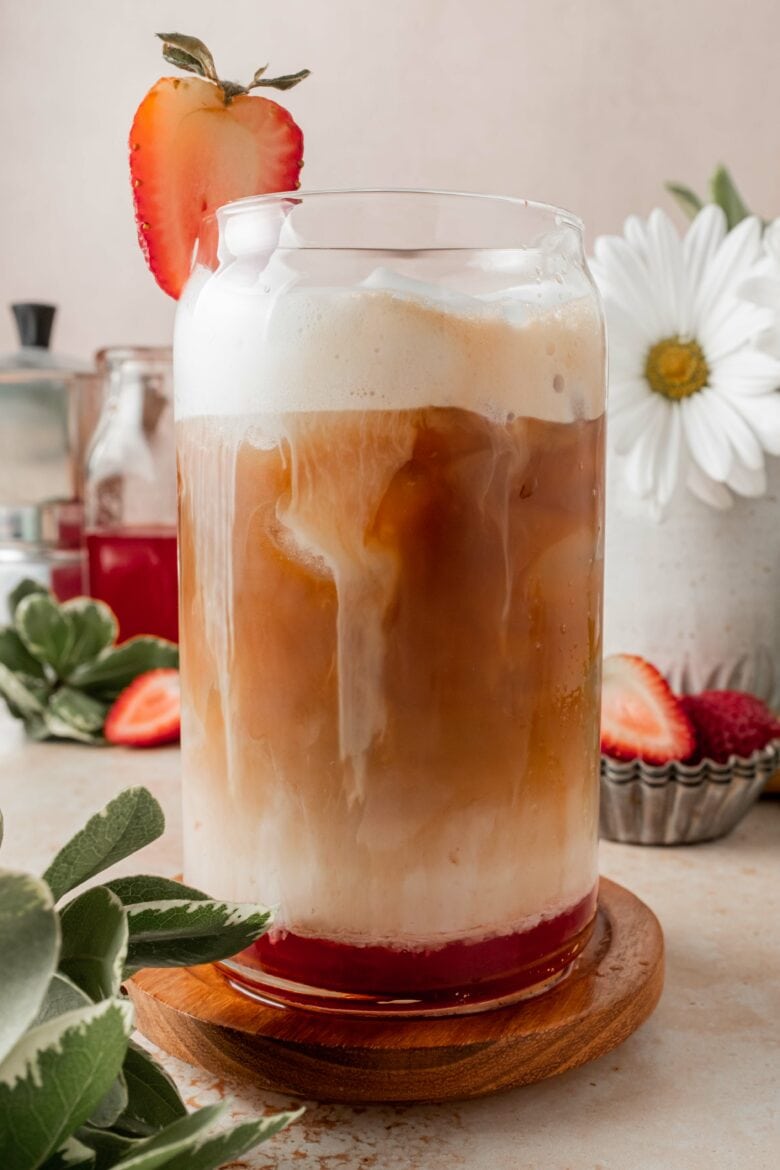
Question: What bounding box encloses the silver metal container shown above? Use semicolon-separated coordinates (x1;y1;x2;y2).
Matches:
600;743;779;845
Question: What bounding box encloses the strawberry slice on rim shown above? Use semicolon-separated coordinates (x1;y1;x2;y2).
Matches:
104;668;181;748
600;654;696;764
130;32;309;298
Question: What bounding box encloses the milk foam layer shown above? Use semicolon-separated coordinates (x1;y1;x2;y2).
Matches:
175;264;605;424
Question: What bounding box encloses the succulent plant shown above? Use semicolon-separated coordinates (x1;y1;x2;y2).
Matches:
0;786;301;1168
0;580;178;744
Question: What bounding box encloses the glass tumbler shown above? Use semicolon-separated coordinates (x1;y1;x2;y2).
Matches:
175;190;606;1015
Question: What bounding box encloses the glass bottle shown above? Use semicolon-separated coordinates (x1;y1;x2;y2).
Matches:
176;190;606;1015
85;347;178;643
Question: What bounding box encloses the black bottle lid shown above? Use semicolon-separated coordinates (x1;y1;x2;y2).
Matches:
11;303;56;350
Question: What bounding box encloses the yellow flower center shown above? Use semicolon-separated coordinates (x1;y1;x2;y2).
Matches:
644;336;709;401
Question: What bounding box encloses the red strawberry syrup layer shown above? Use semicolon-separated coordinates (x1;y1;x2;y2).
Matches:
225;885;598;1011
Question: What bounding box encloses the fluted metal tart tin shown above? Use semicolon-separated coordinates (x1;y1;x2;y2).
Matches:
600;741;779;845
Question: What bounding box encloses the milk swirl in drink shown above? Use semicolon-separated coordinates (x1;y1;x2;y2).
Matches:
175;192;606;1011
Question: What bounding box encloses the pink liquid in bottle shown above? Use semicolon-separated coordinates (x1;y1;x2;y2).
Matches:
87;526;178;643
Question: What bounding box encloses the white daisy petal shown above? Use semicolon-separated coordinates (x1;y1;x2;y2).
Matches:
686;462;733;510
709;349;780;396
682;205;727;310
738;273;780;311
593;235;665;336
623;397;670;500
624;214;649;256
725;459;767;498
680;394;733;481
691;215;764;336
655;402;683;507
700;302;773;363
708;390;765;469
729;393;780;455
609;388;659;454
646;210;686;334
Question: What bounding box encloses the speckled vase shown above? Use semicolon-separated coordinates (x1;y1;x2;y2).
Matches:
604;453;780;707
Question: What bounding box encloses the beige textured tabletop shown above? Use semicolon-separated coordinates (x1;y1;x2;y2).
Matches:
1;712;778;1170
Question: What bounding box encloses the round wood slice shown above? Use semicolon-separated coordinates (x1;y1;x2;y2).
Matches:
128;877;663;1103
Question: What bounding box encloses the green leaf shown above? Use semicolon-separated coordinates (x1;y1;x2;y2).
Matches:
0;870;59;1063
59;887;128;1002
43;788;165;903
60;599;118;677
710;165;751;228
7;578;48;621
70;639;179;702
42;710;106;745
124;899;272;971
74;1125;139;1169
33;973;91;1026
41;1135;97;1170
0;626;48;680
0;998;134;1170
104;875;209;907
123;1108;303;1170
15;593;74;676
156;32;218;82
49;688;108;735
114;1042;186;1138
0;661;46;719
665;181;703;221
88;1070;128;1130
108;1103;227;1170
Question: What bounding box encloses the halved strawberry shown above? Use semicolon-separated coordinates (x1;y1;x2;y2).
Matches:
600;654;696;764
130;33;309;298
104;668;180;748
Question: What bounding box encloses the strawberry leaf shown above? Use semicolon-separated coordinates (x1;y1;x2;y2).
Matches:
58;887;128;1002
157;33;218;82
0;871;58;1064
69;640;179;702
43;788;165;903
0;998;134;1170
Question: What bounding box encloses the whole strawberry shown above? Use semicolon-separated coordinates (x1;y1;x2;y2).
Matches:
680;690;780;764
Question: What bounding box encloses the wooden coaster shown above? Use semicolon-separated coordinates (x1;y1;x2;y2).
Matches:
128;877;663;1103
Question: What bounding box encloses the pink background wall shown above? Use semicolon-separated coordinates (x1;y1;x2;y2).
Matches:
1;0;779;360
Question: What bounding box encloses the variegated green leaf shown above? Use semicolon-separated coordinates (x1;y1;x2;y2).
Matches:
33;973;91;1027
0;626;48;680
104;875;209;907
60;599;118;678
15;593;74;675
0;870;59;1064
40;1135;96;1169
108;1102;226;1170
0;661;46;719
113;1042;186;1138
0;998;134;1170
7;578;48;621
119;1107;303;1170
49;688;107;735
59;887;128;1002
124;898;272;970
43;788;165;903
69;640;179;702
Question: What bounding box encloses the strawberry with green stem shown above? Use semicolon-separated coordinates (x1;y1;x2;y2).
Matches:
130;32;309;298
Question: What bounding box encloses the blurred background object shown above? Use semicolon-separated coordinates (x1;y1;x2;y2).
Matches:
85;346;177;642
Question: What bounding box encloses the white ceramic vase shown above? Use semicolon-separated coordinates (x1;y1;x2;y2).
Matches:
604;453;780;706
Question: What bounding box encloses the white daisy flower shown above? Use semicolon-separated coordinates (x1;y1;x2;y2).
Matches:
591;206;780;513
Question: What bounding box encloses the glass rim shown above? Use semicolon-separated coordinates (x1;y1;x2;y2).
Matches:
215;187;584;234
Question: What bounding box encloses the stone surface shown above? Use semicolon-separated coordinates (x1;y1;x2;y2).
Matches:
1;712;778;1169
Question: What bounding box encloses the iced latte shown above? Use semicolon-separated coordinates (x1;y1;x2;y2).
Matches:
175;192;606;1013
